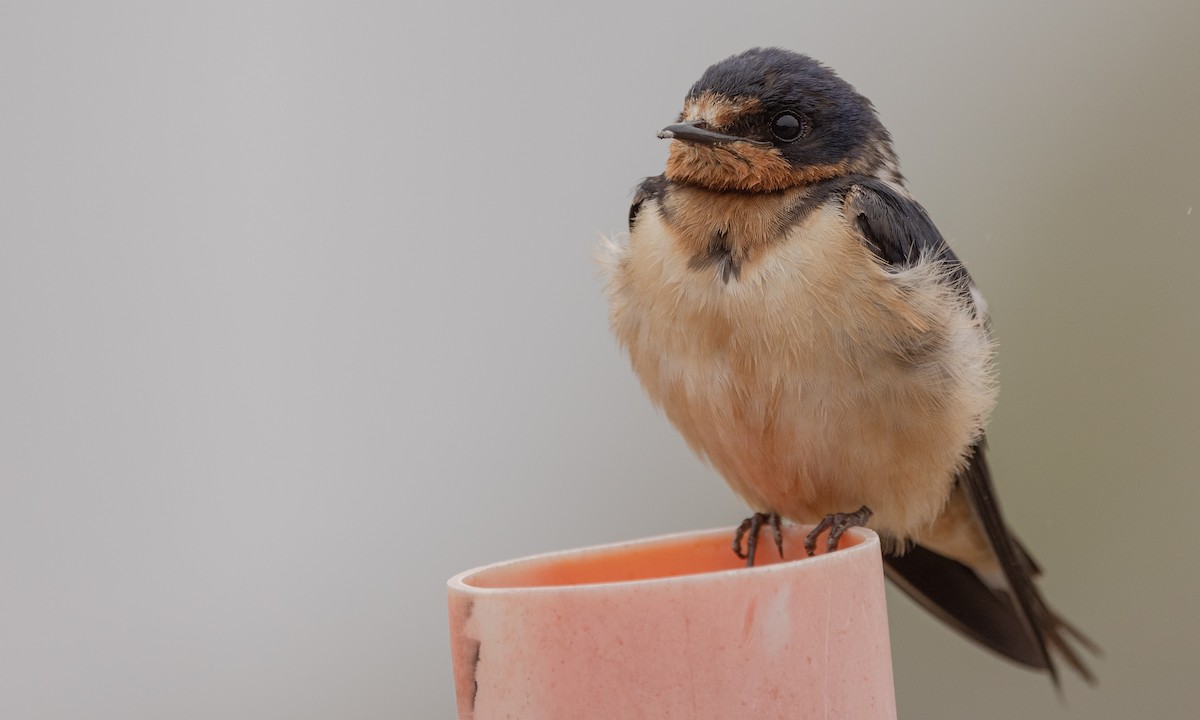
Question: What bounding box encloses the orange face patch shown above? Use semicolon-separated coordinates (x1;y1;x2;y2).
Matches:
665;141;849;192
682;92;761;128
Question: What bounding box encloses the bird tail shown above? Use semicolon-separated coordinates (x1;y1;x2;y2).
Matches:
916;441;1098;686
883;534;1099;686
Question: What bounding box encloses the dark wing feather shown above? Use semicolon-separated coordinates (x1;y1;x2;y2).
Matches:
953;443;1054;670
954;444;1098;685
843;180;1096;684
841;177;973;294
628;175;668;231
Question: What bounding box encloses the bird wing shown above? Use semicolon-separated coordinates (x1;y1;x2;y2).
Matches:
841;179;1095;684
840;177;974;298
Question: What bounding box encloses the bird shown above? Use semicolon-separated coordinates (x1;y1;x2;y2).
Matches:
599;47;1097;685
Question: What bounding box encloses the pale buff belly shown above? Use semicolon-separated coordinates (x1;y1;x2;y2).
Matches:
603;204;996;541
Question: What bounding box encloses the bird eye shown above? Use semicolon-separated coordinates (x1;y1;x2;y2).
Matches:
771;112;805;142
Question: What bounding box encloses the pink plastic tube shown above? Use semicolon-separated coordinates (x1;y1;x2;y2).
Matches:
447;525;896;719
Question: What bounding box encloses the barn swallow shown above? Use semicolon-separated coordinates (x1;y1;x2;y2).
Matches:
600;47;1097;685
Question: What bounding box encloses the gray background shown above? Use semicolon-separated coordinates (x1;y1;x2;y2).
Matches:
2;1;1197;718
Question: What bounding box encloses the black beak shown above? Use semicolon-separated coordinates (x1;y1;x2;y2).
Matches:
657;121;772;147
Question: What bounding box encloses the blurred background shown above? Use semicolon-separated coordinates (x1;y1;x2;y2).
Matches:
2;1;1197;718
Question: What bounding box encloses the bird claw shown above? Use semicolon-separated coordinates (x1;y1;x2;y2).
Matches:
732;512;784;567
804;506;873;557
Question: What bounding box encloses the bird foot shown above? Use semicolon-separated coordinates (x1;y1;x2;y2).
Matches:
732;512;784;567
804;506;873;557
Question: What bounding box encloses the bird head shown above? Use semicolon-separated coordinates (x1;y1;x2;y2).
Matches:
660;47;900;192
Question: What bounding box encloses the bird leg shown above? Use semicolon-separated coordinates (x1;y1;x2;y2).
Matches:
804;505;873;556
732;512;784;567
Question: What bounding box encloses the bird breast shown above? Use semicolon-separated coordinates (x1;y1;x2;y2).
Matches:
600;192;997;542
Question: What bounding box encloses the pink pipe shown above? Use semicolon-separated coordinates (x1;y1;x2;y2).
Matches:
448;525;896;719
